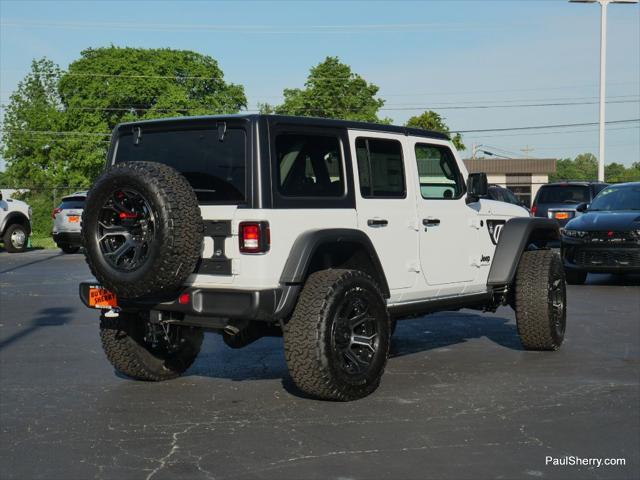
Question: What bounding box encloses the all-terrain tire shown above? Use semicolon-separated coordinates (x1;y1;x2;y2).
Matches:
82;161;203;299
99;312;203;381
283;269;390;401
565;269;587;285
60;245;80;254
3;224;28;253
514;250;567;351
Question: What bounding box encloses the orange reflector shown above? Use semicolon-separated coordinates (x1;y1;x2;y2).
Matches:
89;287;118;308
554;212;570;220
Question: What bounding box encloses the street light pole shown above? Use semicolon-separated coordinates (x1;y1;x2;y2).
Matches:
598;0;608;182
569;0;638;182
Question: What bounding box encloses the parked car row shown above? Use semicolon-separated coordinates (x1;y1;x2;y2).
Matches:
531;181;609;226
556;182;640;284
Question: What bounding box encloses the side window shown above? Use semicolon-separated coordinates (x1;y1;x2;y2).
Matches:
489;187;504;202
415;144;464;199
355;138;405;198
504;189;520;205
275;133;344;197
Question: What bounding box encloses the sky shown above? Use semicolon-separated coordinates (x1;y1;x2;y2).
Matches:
0;0;639;166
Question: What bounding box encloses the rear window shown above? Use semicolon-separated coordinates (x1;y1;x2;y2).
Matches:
60;197;85;210
115;127;247;203
537;185;590;204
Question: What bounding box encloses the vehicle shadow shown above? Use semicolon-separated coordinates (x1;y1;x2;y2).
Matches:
0;307;74;351
586;273;640;286
390;311;522;358
179;311;521;397
0;251;63;274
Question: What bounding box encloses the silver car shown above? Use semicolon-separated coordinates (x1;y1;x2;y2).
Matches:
52;191;87;253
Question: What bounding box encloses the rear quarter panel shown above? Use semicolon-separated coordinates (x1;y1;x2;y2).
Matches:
187;207;358;290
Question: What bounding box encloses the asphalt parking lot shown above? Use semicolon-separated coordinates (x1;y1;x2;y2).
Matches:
0;250;638;480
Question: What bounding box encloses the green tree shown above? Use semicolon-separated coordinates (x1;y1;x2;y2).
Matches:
605;162;640;182
1;58;71;189
549;153;640;183
550;153;598;182
1;48;247;240
57;46;247;182
273;56;387;123
405;111;465;151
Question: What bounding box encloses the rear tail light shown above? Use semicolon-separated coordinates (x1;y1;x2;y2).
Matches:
531;204;537;216
52;207;62;219
239;221;270;254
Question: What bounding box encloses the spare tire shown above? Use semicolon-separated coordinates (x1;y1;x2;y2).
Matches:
82;161;203;299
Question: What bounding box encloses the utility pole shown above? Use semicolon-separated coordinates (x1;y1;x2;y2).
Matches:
521;146;535;157
569;0;639;182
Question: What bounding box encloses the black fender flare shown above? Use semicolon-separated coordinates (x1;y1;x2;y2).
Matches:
0;211;31;236
279;228;390;298
487;217;560;286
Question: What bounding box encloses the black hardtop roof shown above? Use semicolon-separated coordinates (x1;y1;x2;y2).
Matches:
115;114;451;142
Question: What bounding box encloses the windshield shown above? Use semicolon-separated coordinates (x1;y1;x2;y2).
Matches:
589;184;640;211
537;185;590;204
115;126;247;203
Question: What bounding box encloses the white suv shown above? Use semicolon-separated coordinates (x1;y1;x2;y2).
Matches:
79;115;565;401
0;190;32;253
52;191;87;253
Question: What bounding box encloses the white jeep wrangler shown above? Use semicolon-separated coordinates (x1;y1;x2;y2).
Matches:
79;115;565;401
0;190;32;253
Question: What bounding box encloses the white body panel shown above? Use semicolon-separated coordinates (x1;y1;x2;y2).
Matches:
188;128;529;304
0;197;31;235
348;130;419;294
188;207;358;290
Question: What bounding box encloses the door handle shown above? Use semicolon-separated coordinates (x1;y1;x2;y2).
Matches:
367;219;389;227
422;218;441;227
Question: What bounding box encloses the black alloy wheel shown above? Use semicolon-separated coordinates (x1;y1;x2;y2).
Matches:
332;293;381;376
97;189;156;272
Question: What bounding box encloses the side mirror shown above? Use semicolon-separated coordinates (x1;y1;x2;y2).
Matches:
576;202;589;213
466;173;488;202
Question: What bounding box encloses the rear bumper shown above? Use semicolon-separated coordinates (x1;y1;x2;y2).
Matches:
53;231;82;246
79;282;300;323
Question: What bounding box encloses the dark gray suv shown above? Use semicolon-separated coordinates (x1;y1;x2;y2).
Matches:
532;182;609;227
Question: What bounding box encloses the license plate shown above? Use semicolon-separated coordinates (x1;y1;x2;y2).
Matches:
554;212;571;220
68;216;80;223
89;287;118;308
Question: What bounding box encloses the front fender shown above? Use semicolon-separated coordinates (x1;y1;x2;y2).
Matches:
0;212;31;236
487;217;559;286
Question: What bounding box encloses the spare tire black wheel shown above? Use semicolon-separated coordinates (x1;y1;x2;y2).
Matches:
82;161;203;299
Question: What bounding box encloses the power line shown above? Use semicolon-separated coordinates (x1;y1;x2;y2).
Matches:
0;98;637;114
0;19;536;33
0;129;111;137
466;124;639;140
455;118;639;134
